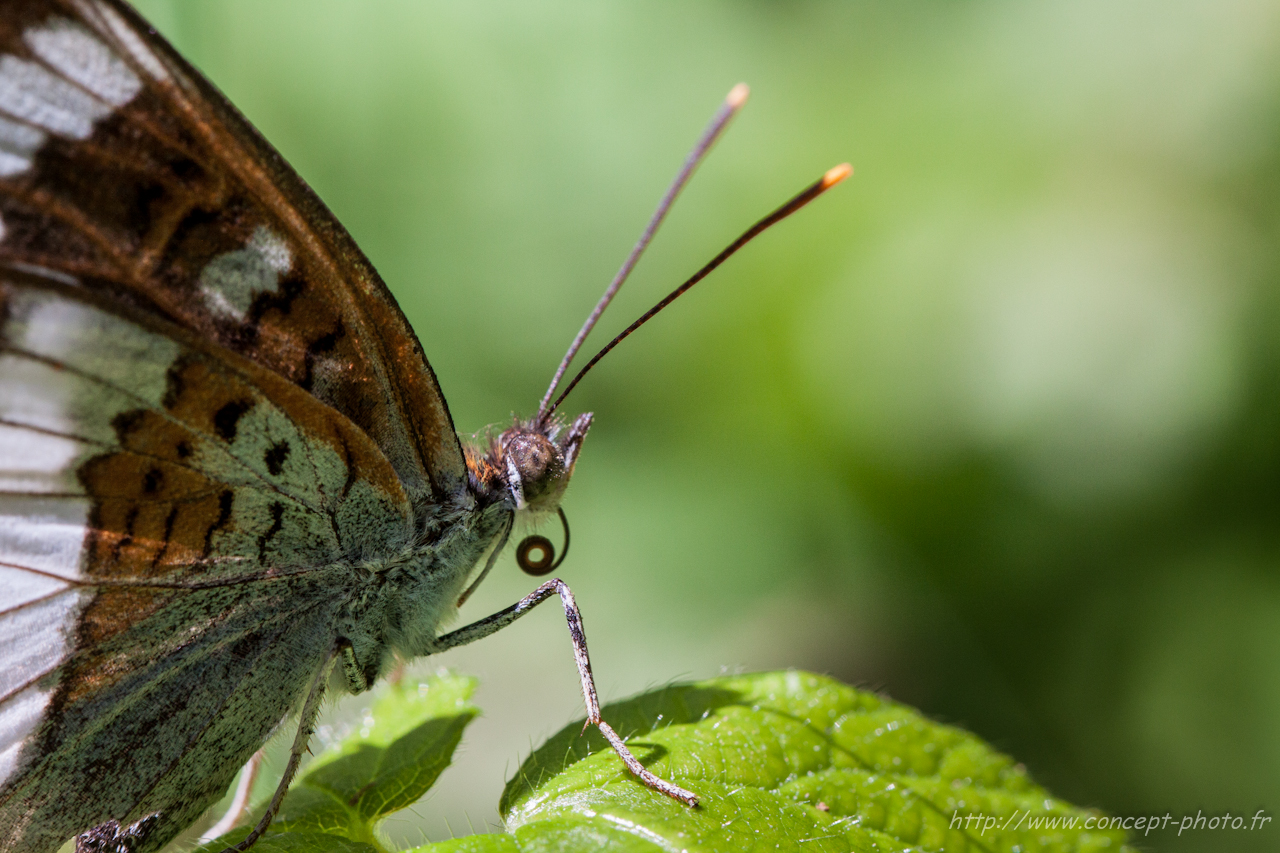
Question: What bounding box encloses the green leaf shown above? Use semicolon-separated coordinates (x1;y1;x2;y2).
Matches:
202;831;379;853
198;673;479;852
279;674;478;832
404;838;519;853
472;671;1132;852
206;670;1135;853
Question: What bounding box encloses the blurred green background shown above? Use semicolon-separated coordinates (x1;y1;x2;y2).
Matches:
134;2;1278;851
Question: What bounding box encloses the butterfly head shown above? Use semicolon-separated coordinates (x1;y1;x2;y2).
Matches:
467;412;592;520
500;412;593;516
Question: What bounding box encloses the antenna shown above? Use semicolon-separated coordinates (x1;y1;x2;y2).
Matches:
544;163;852;418
538;83;750;417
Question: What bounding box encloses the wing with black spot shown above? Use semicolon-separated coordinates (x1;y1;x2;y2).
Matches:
0;0;465;508
0;269;415;850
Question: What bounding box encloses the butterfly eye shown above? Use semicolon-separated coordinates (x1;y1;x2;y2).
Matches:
516;507;571;576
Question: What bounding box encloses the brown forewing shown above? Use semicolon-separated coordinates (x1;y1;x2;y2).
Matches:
0;0;466;510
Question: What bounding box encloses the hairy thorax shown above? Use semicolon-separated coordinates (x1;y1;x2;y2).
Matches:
333;498;513;691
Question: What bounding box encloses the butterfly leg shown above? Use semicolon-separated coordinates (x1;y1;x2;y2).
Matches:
214;652;337;853
435;578;698;806
338;638;371;693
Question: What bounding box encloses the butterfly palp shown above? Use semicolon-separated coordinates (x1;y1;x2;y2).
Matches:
517;506;571;576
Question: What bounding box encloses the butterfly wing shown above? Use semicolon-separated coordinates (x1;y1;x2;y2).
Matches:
0;270;417;849
0;1;469;848
0;0;466;508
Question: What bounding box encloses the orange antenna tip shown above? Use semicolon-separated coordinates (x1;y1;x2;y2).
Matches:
822;163;853;189
726;83;750;109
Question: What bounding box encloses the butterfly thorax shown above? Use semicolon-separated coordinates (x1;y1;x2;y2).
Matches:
339;499;509;675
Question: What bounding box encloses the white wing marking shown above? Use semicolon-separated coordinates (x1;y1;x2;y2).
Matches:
0;551;75;613
0;15;145;179
0;115;44;178
0;501;84;788
0;684;56;784
250;225;293;275
0;353;117;446
0;496;89;582
0;588;80;701
77;0;171;83
0;55;111;140
199;226;294;321
0;422;86;494
6;287;179;406
0;151;26;178
23;18;141;108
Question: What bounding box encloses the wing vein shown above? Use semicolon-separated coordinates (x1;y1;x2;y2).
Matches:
0;583;77;620
0;660;62;707
0;182;132;271
1;557;328;590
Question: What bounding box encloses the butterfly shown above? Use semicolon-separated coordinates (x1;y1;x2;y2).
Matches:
0;1;849;851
